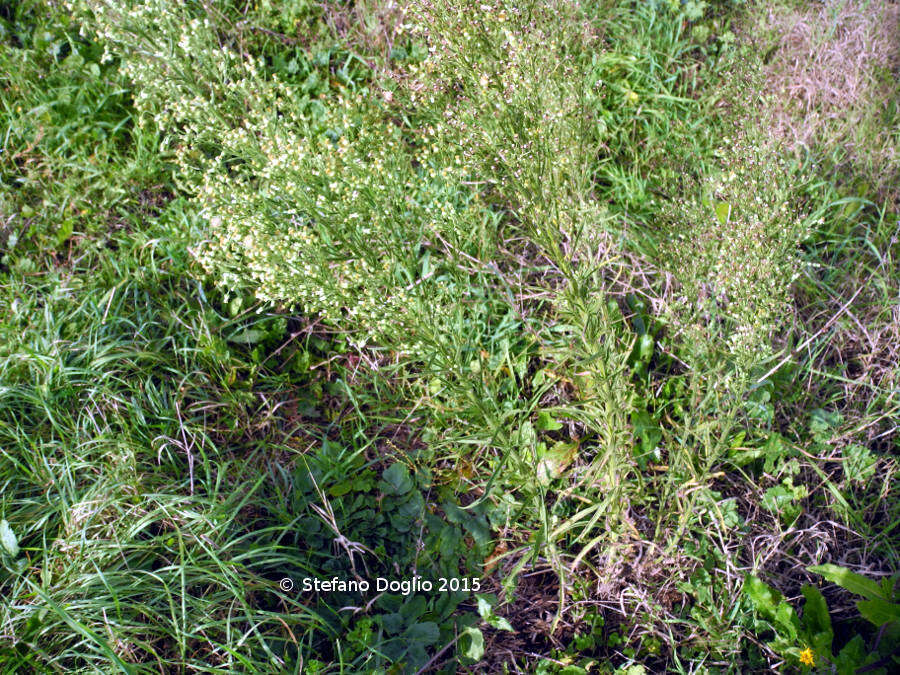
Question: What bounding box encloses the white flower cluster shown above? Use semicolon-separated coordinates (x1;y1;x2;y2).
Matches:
658;137;812;371
74;0;486;346
401;0;597;245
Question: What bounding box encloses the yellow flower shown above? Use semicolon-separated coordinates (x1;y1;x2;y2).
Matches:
799;647;815;667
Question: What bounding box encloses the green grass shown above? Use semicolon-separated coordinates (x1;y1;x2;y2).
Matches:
2;0;898;672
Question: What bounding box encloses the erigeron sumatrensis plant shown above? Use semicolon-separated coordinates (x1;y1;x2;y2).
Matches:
397;0;636;503
72;0;485;346
657;135;812;375
400;0;602;252
75;0;615;348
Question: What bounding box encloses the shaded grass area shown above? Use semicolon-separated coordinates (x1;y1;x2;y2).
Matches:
1;202;313;670
0;2;166;255
0;204;486;671
1;0;898;673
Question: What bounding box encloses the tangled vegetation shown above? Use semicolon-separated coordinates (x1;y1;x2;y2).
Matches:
1;0;898;672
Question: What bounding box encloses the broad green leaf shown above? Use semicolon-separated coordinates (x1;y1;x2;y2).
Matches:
55;219;74;247
389;491;425;532
744;575;798;638
475;595;495;619
404;622;439;665
834;634;867;671
536;441;578;486
718;498;741;530
227;328;265;344
714;201;730;224
809;409;842;440
638;334;654;361
800;585;831;633
631;409;661;470
476;595;514;631
809;564;885;601
762;481;806;523
406;621;439;645
856;598;900;627
620;666;647;675
461;626;484;661
535;410;562;431
762;433;791;474
774;601;799;639
400;596;427;622
801;585;833;656
843;444;877;483
0;520;19;558
328;480;356;497
487;613;513;631
380;463;413;495
518;420;537;446
744;575;783;618
382;613;404;634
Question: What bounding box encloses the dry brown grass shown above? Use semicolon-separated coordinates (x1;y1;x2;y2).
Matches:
755;0;900;204
811;289;900;449
321;0;408;66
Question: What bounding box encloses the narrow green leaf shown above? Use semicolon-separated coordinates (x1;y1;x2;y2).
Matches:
24;579;135;673
809;564;885;601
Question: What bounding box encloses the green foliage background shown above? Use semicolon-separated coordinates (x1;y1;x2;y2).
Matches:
1;0;898;672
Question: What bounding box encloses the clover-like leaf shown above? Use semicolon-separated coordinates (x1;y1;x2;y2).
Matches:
380;463;413;495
